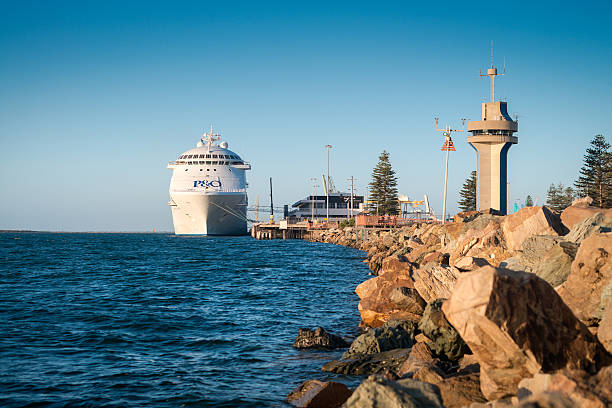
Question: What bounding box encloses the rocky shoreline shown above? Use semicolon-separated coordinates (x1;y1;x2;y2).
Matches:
287;198;612;408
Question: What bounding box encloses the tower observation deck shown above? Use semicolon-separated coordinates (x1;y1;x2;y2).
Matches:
467;64;518;214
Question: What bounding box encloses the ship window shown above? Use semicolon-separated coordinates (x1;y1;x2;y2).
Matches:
212;161;218;165
206;154;211;158
207;169;210;171
224;155;230;159
185;169;188;172
214;169;217;171
212;155;218;158
206;161;211;164
199;161;204;164
200;169;202;171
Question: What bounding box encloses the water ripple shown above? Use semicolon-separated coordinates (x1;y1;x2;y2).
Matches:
0;233;370;407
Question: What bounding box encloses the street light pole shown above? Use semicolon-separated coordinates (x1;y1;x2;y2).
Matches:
325;144;332;221
310;177;317;222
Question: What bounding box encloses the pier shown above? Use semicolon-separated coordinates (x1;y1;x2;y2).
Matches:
250;221;310;240
250;215;439;240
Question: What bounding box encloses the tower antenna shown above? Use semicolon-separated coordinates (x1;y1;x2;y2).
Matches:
490;40;494;68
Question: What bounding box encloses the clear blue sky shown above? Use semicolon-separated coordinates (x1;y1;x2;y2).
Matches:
1;1;611;231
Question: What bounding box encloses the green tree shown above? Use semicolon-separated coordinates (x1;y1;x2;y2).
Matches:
369;151;399;215
546;183;575;211
458;170;477;212
575;134;612;208
525;195;534;207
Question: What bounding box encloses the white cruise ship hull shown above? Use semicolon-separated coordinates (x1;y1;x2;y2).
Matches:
170;192;248;235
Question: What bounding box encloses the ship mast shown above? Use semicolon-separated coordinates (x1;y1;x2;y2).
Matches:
201;124;221;152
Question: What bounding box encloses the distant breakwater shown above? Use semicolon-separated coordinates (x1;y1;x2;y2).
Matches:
283;200;612;407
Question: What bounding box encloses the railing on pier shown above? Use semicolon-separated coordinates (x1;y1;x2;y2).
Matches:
354;214;436;227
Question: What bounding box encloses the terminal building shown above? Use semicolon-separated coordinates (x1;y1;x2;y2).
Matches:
288;192;365;220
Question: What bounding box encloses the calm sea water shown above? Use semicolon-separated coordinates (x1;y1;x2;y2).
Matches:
0;232;370;407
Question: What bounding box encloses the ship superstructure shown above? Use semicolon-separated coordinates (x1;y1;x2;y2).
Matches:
167;126;251;235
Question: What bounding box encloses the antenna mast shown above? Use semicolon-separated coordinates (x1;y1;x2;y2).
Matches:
435;118;466;223
480;41;504;102
201;124;221;152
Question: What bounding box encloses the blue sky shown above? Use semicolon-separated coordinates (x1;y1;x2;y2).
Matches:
1;1;611;231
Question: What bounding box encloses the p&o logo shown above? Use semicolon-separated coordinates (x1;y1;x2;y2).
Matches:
193;180;222;188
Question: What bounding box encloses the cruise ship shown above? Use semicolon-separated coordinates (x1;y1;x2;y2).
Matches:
167;126;251;235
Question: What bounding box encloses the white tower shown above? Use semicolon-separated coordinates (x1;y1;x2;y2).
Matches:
467;60;518;214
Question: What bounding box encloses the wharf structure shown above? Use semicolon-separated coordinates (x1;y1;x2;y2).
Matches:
467;62;518;215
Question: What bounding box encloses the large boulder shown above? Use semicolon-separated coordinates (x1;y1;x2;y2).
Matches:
356;267;423;328
344;375;444;408
442;266;611;401
397;342;445;383
500;235;578;287
561;202;612;231
564;212;612;244
418;299;469;362
413;263;460;303
286;380;353;408
557;232;612;325
437;373;487;408
293;327;349;349
449;219;508;266
343;320;417;359
501;206;567;251
517;367;612;408
379;255;411;276
598;302;612;354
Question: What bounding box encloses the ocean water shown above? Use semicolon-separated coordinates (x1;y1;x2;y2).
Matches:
0;232;371;407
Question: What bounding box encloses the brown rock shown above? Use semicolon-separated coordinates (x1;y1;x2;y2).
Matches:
356;266;423;328
561;204;612;230
442;266;611;401
406;243;442;266
557;232;612;325
501;206;567;251
422;251;443;264
397;342;436;378
286;380;353;408
412;365;446;384
501;235;578;287
454;256;490;271
598;301;612;354
517;391;574;408
379;255;411;276
518;367;612;408
449;220;507;266
437;373;488;408
413;263;459;303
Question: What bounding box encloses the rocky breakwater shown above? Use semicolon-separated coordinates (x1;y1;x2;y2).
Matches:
292;200;612;407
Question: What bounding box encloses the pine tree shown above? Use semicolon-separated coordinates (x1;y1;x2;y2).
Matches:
525;195;534;207
546;183;575;211
368;151;399;215
575;134;612;208
458;171;477;212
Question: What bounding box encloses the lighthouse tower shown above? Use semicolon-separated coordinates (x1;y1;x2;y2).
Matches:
467;61;518;214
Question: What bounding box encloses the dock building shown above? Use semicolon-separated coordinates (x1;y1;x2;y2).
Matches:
289;192;365;220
